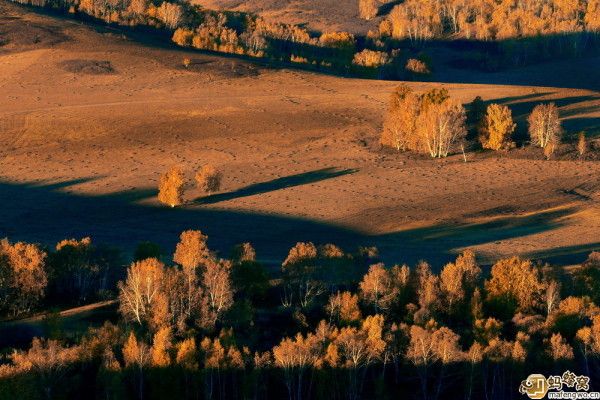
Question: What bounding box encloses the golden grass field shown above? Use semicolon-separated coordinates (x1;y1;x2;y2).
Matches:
0;1;599;268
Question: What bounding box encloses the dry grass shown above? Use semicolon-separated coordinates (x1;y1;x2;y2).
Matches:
0;1;598;267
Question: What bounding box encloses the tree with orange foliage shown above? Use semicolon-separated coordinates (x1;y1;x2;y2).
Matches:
8;338;80;398
0;239;47;317
327;291;362;325
528;103;562;149
380;85;420;151
200;330;245;398
485;256;545;317
359;263;400;313
156;2;183;29
440;250;481;315
359;0;378;20
406;320;463;400
548;333;574;361
334;315;386;399
123;333;150;400
272;332;321;400
198;258;234;330
118;258;165;325
158;166;185;207
173;230;210;320
151;327;172;367
417;94;467;158
281;242;324;308
479;104;516;150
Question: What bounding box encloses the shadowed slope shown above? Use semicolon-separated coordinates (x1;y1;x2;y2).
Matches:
0;179;596;268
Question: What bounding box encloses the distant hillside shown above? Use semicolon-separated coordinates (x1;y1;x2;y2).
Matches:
196;0;381;33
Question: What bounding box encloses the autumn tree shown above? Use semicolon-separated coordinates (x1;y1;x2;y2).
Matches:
418;94;467;158
173;230;210;320
175;338;198;370
0;239;47;317
151;326;172;367
381;85;420;151
479;104;516;150
485;256;545;317
158;166;185;207
10;338;81;399
359;0;378;20
281;242;324;308
406;321;463;400
118;258;165;325
440;250;481;316
195;165;222;195
198;258;234;330
577;131;587;156
327;291;362;325
272;332;321;400
156;2;183;29
334;315;386;399
548;333;574;361
123;333;151;400
359;263;410;315
414;261;441;323
528;103;562;148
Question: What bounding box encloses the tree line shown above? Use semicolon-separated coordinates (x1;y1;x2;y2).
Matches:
380;85;592;159
9;0;600;78
1;229;600;399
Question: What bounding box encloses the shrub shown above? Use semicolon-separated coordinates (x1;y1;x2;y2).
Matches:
352;49;390;67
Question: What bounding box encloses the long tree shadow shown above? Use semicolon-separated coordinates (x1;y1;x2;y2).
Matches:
0;178;597;270
374;206;589;266
195;167;358;205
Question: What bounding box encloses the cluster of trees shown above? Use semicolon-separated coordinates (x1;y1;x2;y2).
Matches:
12;0;599;75
158;164;221;207
2;228;600;399
380;85;584;159
379;0;600;41
0;237;120;319
380;85;467;158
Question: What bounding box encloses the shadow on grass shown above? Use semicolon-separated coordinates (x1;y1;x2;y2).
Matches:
0;178;597;270
523;242;600;265
477;92;600;139
195;167;358;205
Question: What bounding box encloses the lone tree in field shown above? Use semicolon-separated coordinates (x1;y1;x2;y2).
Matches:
195;165;222;195
479;104;516;150
359;0;378;20
528;103;561;148
158;166;185;207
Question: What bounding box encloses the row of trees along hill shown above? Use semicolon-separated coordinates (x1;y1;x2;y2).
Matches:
9;0;600;77
380;85;592;159
0;237;121;318
2;229;600;400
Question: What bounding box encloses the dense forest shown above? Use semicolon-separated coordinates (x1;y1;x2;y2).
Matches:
7;0;600;75
1;230;600;399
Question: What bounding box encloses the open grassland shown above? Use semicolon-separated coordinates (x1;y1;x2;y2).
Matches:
0;1;599;268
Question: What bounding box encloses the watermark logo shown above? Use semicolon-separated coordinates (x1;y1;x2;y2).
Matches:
520;371;598;399
520;374;549;399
